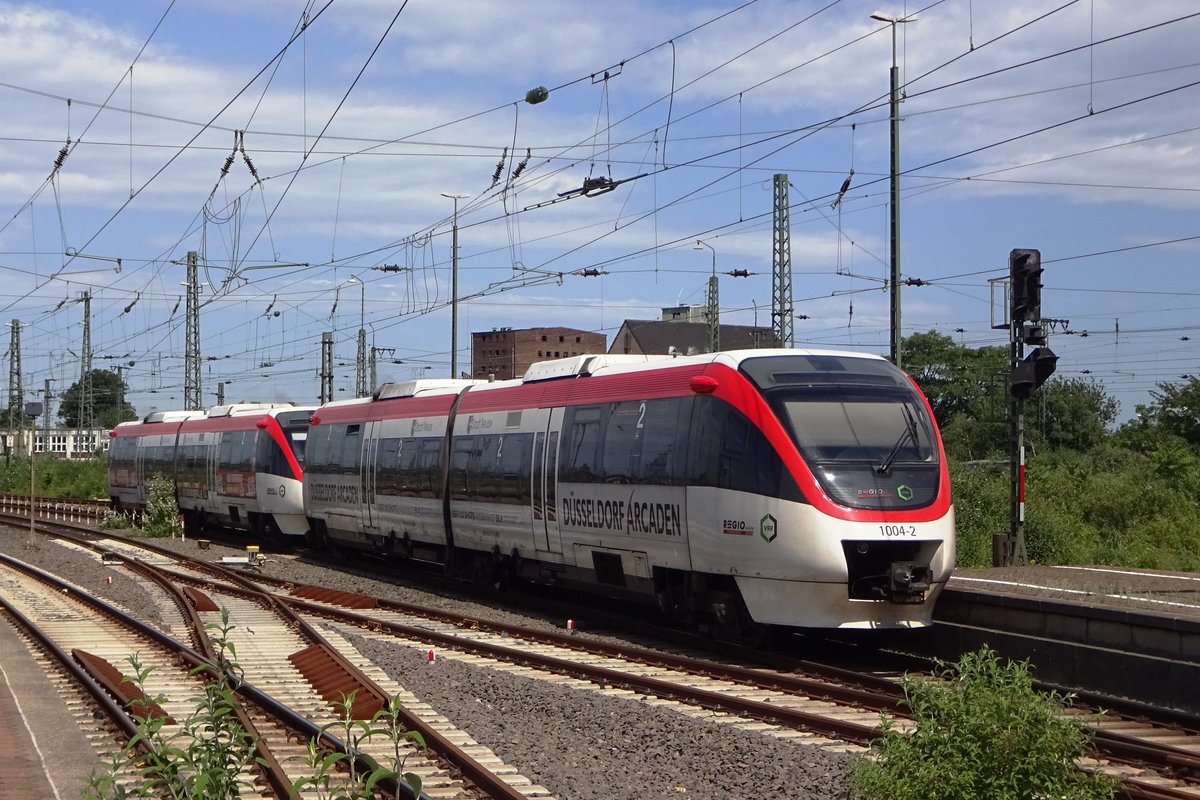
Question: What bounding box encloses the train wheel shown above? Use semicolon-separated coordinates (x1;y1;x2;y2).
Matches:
653;568;694;626
305;520;328;550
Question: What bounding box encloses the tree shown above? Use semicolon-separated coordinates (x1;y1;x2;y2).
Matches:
903;331;1009;426
57;369;137;428
1128;377;1200;448
903;331;1009;459
1028;377;1119;452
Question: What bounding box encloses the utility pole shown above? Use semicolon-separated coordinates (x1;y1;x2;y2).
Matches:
216;381;225;406
320;332;333;404
369;342;378;394
80;290;93;431
771;173;793;348
347;277;368;397
871;11;916;369
441;192;470;378
694;240;719;352
43;379;51;448
184;250;201;410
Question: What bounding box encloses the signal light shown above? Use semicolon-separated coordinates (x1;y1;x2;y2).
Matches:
1022;323;1046;347
1010;347;1058;398
1009;248;1043;323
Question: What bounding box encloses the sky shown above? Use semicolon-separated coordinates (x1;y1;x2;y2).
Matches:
1;0;1198;425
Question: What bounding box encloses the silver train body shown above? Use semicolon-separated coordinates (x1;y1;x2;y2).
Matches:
303;349;955;630
107;403;314;538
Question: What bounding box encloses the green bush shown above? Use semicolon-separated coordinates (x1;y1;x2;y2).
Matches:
847;646;1118;800
0;454;107;498
141;473;181;539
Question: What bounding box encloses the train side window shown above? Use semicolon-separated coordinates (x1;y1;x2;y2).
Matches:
601;401;641;484
637;397;688;485
472;433;532;504
306;425;332;470
449;436;475;500
255;433;291;479
416;438;443;497
339;425;362;474
687;396;803;502
686;397;724;487
563;405;604;482
217;431;235;467
376;438;402;494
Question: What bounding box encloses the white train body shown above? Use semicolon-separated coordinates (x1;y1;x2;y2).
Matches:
304;350;955;630
107;403;314;538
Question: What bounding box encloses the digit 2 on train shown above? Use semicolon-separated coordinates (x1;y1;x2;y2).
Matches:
303;349;954;632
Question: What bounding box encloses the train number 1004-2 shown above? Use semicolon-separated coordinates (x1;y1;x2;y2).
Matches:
879;524;916;537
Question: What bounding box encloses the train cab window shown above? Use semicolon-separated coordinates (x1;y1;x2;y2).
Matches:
287;432;307;466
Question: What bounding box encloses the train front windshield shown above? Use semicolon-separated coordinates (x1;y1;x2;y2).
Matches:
741;355;941;511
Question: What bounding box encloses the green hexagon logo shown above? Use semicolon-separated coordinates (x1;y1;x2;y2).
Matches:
759;513;778;543
896;484;912;501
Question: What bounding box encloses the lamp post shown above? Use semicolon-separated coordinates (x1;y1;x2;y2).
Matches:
871;10;916;370
441;192;470;378
347;276;367;397
693;240;719;353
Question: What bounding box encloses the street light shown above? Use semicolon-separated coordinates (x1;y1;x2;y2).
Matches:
346;276;367;397
693;240;719;353
870;10;916;370
441;192;470;379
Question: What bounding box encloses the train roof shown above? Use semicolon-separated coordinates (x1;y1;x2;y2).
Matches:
114;403;313;433
206;402;312;418
313;348;895;414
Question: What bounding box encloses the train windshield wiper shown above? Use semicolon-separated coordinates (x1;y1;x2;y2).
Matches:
875;405;919;475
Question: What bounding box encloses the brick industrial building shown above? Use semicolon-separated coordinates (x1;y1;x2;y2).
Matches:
471;326;607;380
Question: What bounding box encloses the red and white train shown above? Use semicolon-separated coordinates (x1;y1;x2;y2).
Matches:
107;403;314;539
303;349;955;632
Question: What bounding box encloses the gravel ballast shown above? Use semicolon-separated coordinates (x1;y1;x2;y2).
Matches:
0;527;856;799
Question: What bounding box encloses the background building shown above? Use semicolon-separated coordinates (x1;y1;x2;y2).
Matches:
609;319;779;356
472;326;607;380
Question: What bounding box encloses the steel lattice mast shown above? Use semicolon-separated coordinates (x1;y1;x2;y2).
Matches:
8;320;21;435
184;251;201;410
772;173;794;348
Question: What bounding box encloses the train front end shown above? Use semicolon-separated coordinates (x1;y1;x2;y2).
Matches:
693;351;954;629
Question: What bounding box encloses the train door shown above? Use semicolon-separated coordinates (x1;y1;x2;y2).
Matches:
135;436;147;506
361;420;381;532
529;407;563;554
206;433;218;510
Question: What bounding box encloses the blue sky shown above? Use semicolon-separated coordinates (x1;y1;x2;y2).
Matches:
1;0;1197;424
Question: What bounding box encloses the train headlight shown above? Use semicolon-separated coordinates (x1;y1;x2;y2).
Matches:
856;542;869;554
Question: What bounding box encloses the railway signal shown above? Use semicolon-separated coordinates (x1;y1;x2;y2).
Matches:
1000;248;1059;567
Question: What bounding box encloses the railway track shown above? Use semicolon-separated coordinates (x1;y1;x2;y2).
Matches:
4;502;1200;798
0;522;552;799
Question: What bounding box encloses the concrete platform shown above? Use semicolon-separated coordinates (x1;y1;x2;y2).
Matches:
0;613;102;800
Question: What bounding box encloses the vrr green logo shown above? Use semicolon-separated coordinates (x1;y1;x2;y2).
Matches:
896;485;913;501
759;513;777;543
